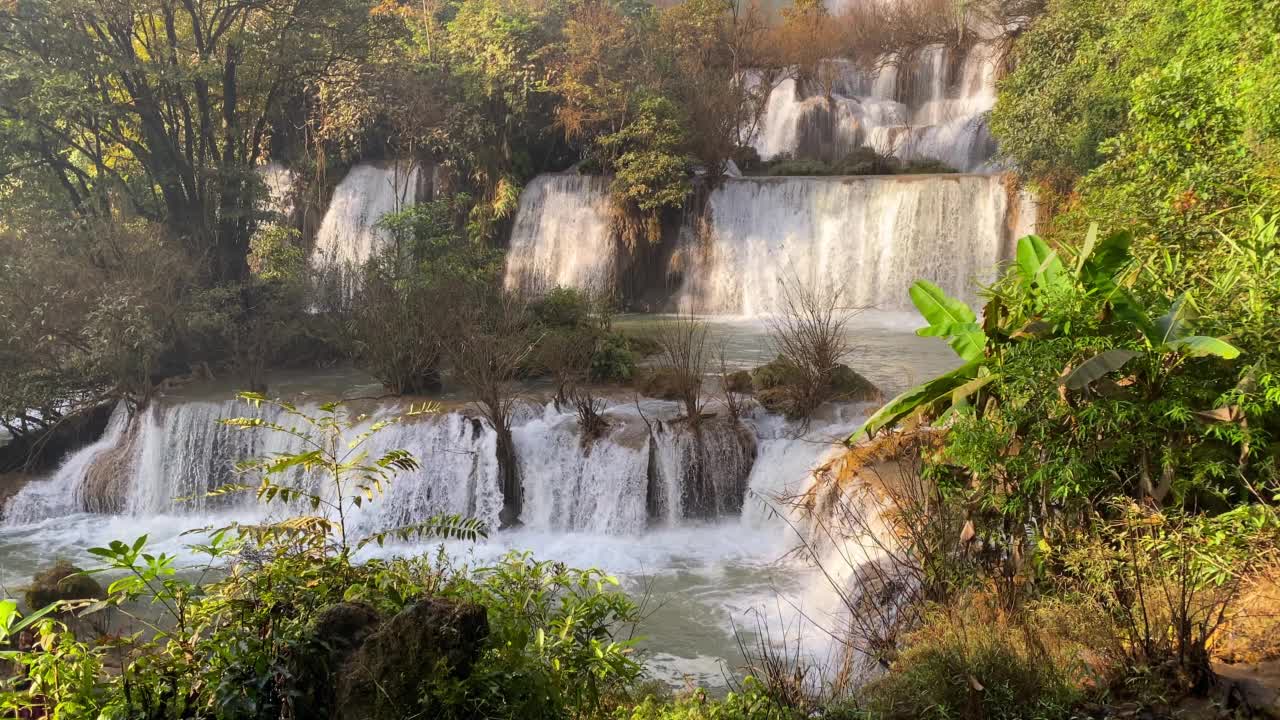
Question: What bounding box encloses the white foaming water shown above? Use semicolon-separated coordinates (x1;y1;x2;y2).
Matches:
503;174;615;297
753;43;1001;172
311;161;419;273
515;403;650;534
679;174;1022;314
4;403;130;525
258;162;296;222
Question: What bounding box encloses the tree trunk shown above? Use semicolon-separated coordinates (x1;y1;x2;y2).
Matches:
494;420;522;529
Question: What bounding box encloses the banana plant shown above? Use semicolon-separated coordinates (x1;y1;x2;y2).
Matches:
848;225;1228;443
1061;293;1241;391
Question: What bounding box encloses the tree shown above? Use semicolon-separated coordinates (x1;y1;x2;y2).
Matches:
0;218;189;451
0;0;385;283
349;197;502;395
657;0;777;177
445;289;540;528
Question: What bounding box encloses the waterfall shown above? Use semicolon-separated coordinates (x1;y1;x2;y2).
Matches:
752;43;1000;172
503;174;615;297
2;397;770;535
514;404;651;533
311;162;420;275
678;174;1020;314
4;404;130;525
258;162;297;223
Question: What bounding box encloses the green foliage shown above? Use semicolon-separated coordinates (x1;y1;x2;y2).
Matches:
532;287;595;328
994;0;1280;282
0;399;645;719
591;333;638;383
434;553;643;719
620;678;795;720
218;393;486;554
352;196;505;394
248;227;307;283
759;151;956;177
601;95;693;213
853;225;1274;606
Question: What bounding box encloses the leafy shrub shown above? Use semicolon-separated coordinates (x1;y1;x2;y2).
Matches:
602;95;693;213
765;158;833;176
438;553;643;720
621;332;663;358
352;196;503;395
591;332;638;382
532;286;594;329
832;147;902;175
894;158;957;175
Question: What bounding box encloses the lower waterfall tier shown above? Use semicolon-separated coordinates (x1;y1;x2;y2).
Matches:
2;398;861;537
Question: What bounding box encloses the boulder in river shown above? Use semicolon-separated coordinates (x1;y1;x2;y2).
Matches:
25;560;105;609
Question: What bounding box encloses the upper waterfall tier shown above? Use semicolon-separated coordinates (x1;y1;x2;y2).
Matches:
503;174;615;296
500;172;1034;315
680;174;1032;315
311;161;420;274
752;43;1000;172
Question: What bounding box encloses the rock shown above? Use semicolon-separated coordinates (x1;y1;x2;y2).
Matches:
335;597;489;720
291;602;384;719
751;357;882;418
750;356;802;391
25;560;105;609
830;364;883;403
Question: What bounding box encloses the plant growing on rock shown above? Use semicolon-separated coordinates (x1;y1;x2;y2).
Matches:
652;313;712;426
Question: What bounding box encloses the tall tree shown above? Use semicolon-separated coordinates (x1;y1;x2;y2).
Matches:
0;0;384;283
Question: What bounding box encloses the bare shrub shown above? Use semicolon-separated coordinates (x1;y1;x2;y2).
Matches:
1058;503;1280;695
858;594;1085;720
773;431;967;688
570;387;610;443
652;313;711;426
350;257;445;395
765;276;859;420
534;329;595;408
718;344;750;424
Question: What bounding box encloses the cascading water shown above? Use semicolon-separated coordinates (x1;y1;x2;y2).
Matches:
311;161;420;274
2;396;766;536
503;174;615;297
679;174;1029;314
753;42;1001;172
258;162;296;223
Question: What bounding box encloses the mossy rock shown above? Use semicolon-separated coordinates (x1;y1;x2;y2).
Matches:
291;602;384;719
25;560;104;609
622;333;663;358
751;359;882;418
750;355;803;391
830;365;883;403
635;367;687;400
335;597;489;720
